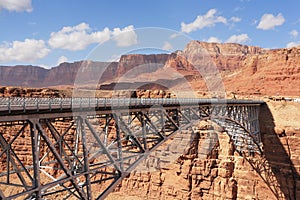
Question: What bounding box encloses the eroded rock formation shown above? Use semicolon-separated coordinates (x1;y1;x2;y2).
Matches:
108;113;300;200
0;86;65;97
0;41;299;96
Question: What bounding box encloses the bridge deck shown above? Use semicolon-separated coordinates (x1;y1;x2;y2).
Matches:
0;97;264;115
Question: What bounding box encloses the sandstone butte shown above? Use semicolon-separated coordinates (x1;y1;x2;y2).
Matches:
0;41;299;199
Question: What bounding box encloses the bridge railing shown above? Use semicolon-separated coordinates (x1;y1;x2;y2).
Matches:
0;97;264;113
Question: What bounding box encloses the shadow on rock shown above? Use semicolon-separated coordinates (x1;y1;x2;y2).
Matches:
258;103;299;200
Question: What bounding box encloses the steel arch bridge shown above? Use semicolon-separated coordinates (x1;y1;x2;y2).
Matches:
0;98;263;199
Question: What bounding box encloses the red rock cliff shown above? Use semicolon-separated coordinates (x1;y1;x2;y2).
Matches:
116;54;169;77
166;41;264;72
224;46;300;96
0;41;299;96
0;65;47;86
165;41;299;96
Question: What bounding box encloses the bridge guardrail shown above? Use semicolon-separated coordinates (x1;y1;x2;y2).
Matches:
0;97;264;114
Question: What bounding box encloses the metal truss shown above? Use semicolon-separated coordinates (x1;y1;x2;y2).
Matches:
0;98;263;199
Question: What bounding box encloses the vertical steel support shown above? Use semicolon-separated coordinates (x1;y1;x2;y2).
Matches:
6;146;10;184
160;110;165;134
114;114;123;171
104;115;111;146
175;109;180;127
79;117;92;200
74;118;80;172
29;119;42;199
140;112;148;151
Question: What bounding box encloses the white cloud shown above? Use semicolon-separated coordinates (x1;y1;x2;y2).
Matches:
49;23;137;50
290;30;298;38
170;33;180;39
206;37;222;43
162;41;173;51
257;13;285;30
230;17;241;23
57;56;68;65
181;9;227;33
0;0;32;12
48;22;111;51
107;54;121;62
287;41;300;48
112;25;138;47
226;34;250;44
0;39;50;62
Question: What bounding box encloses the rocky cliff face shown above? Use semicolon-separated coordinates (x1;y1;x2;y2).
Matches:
165;41;299;96
44;61;119;86
43;62;81;86
196;41;264;71
166;41;264;72
0;41;299;96
107;102;300;200
0;65;47;86
0;54;167;87
165;51;196;73
0;62;82;87
116;54;169;77
224;46;300;96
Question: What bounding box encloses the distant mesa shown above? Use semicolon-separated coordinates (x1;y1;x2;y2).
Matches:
0;41;299;97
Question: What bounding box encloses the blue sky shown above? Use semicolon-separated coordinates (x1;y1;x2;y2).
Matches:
0;0;300;68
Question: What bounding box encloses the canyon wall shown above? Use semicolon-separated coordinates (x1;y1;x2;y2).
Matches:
0;54;167;87
116;54;169;77
0;61;120;87
184;41;264;71
165;41;300;96
0;65;47;86
106;101;300;200
0;88;299;199
223;47;300;96
1;41;299;96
